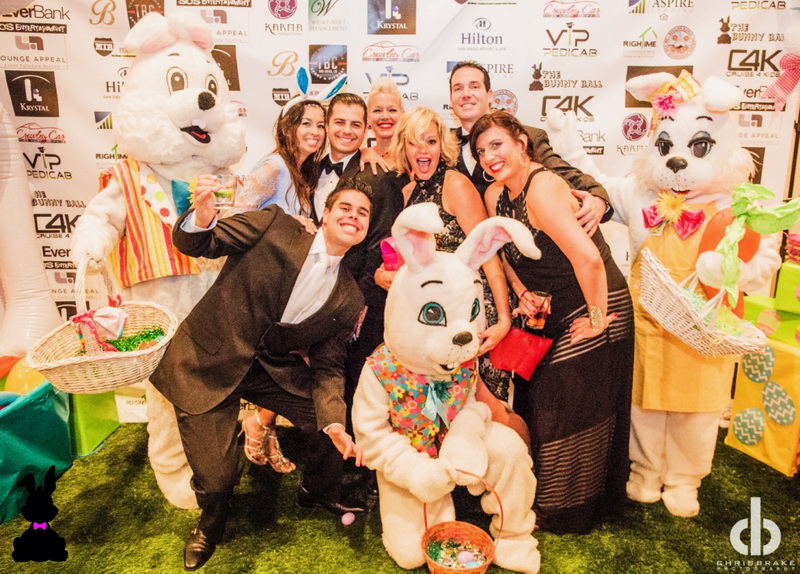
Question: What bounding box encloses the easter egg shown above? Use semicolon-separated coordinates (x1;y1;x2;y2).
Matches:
733;408;765;446
457;551;475;564
756;309;780;336
697;207;761;318
763;381;796;426
741;345;775;383
3;360;45;394
341;512;356;526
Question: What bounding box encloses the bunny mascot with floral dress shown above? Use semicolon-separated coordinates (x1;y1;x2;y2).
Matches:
353;203;542;574
70;12;246;509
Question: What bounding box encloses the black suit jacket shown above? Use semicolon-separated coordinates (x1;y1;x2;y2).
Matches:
454;126;611;217
311;152;364;224
150;206;365;429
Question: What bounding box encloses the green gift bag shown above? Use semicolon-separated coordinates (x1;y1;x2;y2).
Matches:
0;381;71;523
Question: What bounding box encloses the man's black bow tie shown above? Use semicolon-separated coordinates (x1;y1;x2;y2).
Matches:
321;156;344;177
456;130;470;147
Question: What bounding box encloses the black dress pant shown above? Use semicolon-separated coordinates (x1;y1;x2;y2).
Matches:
174;361;344;513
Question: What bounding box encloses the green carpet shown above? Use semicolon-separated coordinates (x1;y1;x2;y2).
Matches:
0;424;797;573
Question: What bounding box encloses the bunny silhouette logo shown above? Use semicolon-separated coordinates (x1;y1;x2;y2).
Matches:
730;497;781;556
12;466;68;562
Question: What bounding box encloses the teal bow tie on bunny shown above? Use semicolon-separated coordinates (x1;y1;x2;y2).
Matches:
421;380;453;427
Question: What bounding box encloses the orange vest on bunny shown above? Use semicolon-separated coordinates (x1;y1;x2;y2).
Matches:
105;159;200;288
630;201;736;412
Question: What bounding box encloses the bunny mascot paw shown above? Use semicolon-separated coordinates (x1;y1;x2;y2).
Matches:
70;12;245;509
553;70;783;518
352;203;541;572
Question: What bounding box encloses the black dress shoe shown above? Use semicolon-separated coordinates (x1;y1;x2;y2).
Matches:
184;528;217;571
297;486;366;516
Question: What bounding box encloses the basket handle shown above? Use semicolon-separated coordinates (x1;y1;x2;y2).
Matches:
422;468;504;546
74;256;120;314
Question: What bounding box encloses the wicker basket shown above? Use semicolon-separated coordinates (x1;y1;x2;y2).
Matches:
638;247;766;358
421;471;503;574
25;258;178;394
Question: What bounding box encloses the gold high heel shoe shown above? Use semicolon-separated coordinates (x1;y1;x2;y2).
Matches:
242;415;296;473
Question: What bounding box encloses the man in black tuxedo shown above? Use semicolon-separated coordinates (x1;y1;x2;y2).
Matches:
151;184;371;571
449;60;613;236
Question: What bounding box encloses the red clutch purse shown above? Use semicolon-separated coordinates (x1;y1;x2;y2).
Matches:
489;328;553;381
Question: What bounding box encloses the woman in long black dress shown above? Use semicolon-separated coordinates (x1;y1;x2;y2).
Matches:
472;111;634;534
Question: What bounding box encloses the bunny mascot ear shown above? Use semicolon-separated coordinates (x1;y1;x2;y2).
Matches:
455;216;540;270
282;67;349;115
391;203;445;273
122;12;213;55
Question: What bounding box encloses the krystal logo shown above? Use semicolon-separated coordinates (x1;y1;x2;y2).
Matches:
730;498;781;556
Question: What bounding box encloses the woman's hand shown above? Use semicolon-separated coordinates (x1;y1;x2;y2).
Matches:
374;263;397;291
478;315;511;356
511;290;549;320
359;146;390;175
290;214;318;235
193;174;220;228
569;312;617;344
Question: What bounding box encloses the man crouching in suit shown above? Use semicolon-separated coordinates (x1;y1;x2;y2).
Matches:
151;179;371;571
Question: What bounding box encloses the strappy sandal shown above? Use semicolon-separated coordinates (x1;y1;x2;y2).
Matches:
242;415;296;473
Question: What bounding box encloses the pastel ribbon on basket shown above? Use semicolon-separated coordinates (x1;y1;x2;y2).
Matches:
70;298;128;352
715;184;800;306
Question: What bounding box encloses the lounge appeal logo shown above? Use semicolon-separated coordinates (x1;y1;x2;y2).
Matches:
367;0;416;35
731;498;780;556
6;70;59;117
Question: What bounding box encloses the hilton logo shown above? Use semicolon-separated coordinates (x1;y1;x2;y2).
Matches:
474;18;490;31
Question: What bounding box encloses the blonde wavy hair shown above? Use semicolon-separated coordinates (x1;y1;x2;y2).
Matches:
389;106;459;176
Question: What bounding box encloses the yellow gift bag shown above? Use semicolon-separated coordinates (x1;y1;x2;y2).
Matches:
725;339;800;477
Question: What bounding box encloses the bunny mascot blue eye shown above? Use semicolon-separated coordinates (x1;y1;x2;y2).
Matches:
418;302;446;326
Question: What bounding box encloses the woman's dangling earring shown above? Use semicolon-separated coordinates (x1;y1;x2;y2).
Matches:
482;169;495;183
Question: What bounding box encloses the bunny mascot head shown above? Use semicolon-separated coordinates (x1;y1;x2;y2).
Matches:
545;70;783;518
70;11;246;510
352;203;542;574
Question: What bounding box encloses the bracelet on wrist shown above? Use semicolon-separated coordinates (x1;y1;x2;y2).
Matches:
588;305;604;331
517;289;529;300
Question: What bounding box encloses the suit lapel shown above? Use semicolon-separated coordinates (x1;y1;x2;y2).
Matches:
277;225;316;312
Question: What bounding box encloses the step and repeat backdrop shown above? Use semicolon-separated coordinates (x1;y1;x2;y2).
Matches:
1;0;799;316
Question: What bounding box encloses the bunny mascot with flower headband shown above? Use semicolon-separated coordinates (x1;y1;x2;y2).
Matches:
546;71;782;518
70;11;246;509
353;203;541;574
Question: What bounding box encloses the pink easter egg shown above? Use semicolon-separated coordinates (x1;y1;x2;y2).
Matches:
756;309;780;336
341;512;356;526
457;550;475;564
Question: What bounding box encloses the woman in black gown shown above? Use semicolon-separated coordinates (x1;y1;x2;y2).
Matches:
472;111;634;534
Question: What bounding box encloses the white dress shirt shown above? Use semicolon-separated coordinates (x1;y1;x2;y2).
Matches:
312;152;356;221
181;213;342;324
461;137;477;176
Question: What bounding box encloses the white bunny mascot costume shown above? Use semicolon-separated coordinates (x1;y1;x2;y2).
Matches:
353;203;541;574
70;12;246;509
546;71;781;518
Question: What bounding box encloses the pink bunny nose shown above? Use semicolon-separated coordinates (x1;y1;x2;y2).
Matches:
452;331;473;347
